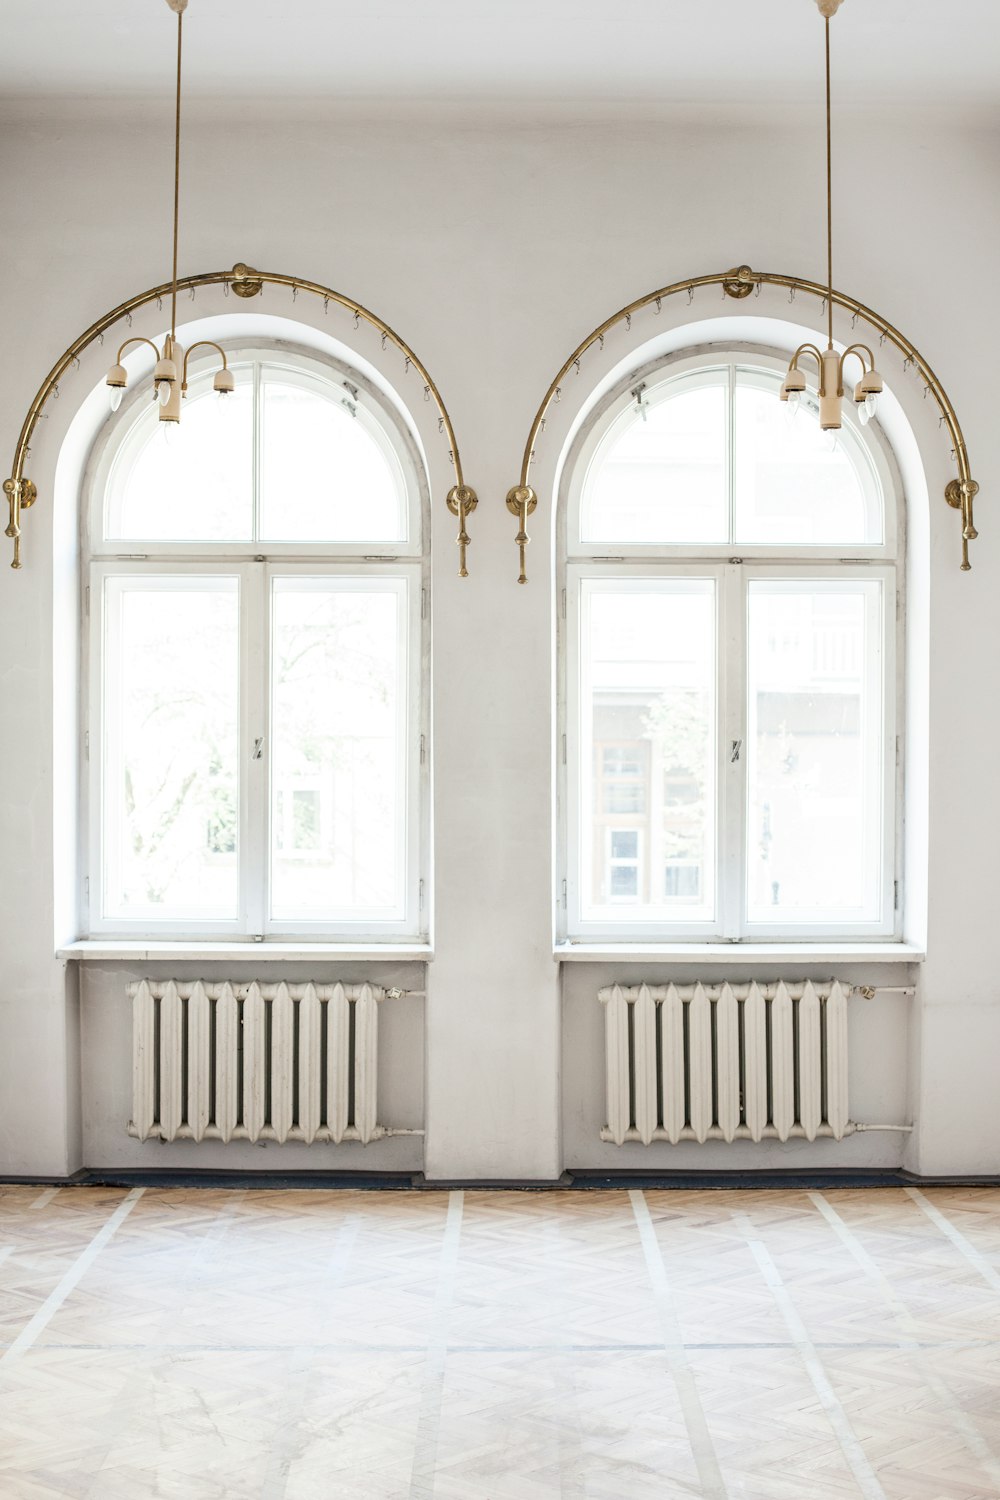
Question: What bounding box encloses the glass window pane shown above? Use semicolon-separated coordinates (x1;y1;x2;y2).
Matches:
260;376;406;543
733;381;880;544
746;580;884;924
581;382;728;546
581;580;716;923
106;378;254;541
270;579;405;921
102;577;239;919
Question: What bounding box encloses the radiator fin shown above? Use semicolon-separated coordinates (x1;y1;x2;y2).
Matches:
354;984;380;1146
771;981;794;1140
188;980;211;1143
743;982;767;1143
826;981;850;1139
243;982;266;1144
799;981;822;1142
160;981;183;1142
716;982;740;1143
298;983;322;1145
132;980;156;1143
689;983;712;1144
215;983;239;1144
271;982;294;1145
633;984;657;1145
328;982;351;1144
661;984;685;1145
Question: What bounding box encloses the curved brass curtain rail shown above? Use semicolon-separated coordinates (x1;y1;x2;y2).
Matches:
3;262;477;572
505;263;979;578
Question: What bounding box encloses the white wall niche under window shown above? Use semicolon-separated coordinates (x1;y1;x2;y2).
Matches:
84;342;430;944
558;346;903;946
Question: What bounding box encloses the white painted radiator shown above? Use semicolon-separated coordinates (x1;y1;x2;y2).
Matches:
600;980;851;1146
129;980;386;1145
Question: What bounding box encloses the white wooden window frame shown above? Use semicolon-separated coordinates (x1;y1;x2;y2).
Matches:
83;344;429;942
558;345;903;946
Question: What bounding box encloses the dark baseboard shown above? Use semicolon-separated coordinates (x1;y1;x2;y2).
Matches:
2;1166;999;1191
567;1168;1000;1190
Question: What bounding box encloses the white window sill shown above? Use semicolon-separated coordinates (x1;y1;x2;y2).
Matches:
58;940;434;963
554;941;925;964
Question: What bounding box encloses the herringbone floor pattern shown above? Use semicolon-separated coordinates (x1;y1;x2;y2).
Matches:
1;1184;999;1498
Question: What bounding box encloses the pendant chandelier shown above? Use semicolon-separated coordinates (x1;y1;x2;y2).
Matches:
779;0;882;434
105;0;233;424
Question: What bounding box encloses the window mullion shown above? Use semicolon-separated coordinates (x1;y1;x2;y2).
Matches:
727;362;736;546
720;562;746;938
241;561;268;936
252;359;262;544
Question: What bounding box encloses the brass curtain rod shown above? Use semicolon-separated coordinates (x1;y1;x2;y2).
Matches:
506;264;979;575
3;264;474;571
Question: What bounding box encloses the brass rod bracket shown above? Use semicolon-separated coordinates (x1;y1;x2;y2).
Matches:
446;485;478;578
4;477;37;512
945;477;979;518
722;265;755;299
230;263;263;299
506;485;538;585
3;477;35;570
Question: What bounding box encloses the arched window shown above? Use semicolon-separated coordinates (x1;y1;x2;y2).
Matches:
86;344;427;939
560;350;900;941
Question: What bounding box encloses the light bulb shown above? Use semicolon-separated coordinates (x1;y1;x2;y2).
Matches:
156;380;172;407
162;420;179;447
109;386;123;412
787;390;801;414
858;403;871;427
825;428;839;452
865;391;879;418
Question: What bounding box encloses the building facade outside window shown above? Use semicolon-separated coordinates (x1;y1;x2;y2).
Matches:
85;344;428;941
559;350;901;943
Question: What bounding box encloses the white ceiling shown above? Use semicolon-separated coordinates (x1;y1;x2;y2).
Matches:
1;0;997;116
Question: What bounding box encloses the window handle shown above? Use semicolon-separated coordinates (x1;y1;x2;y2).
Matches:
730;739;743;763
252;736;265;761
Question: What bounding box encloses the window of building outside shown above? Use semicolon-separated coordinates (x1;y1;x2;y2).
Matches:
560;353;901;942
85;346;428;940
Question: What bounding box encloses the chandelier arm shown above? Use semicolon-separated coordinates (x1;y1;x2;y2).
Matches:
507;266;978;577
791;343;825;373
2;265;471;570
115;335;164;365
840;343;877;374
181;339;228;386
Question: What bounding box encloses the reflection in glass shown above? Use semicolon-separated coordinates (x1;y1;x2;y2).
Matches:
582;384;728;545
746;581;883;923
581;581;716;923
103;579;239;918
270;580;404;920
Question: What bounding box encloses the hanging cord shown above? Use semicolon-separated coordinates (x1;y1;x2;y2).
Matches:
170;4;184;340
825;16;833;349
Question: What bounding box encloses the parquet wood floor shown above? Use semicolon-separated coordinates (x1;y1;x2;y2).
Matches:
1;1185;999;1499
